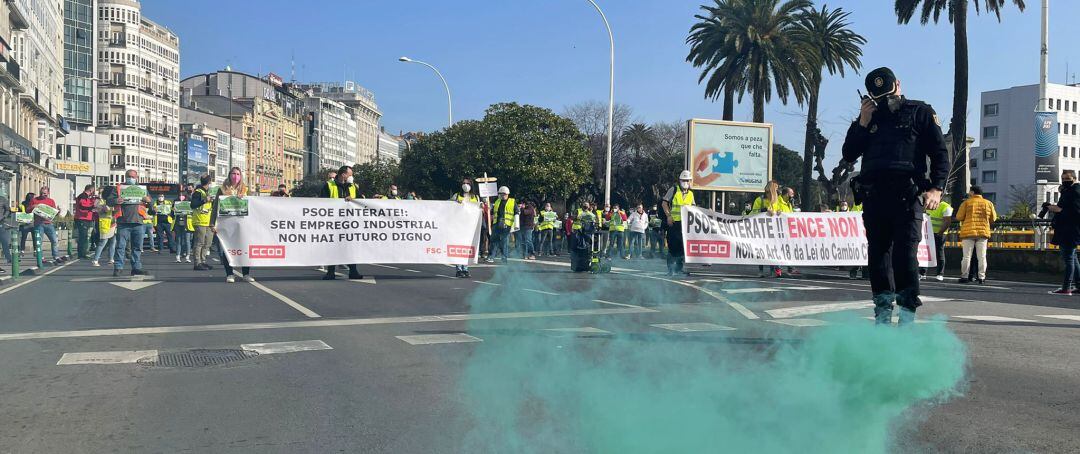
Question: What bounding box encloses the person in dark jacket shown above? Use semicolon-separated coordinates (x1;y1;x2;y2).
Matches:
1048;170;1080;295
320;165;363;280
106;169;152;276
74;184;97;259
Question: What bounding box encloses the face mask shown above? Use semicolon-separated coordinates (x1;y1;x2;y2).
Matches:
230;175;241;184
680;181;690;190
391;189;398;196
346;176;354;184
462;184;471;193
1063;180;1075;188
126;177;137;185
879;95;901;113
158;197;164;202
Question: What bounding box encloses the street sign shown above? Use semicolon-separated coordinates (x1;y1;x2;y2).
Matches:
478;183;498;197
687;119;773;192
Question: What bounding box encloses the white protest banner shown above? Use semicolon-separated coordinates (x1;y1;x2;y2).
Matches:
216;197;482;267
681;206;937;267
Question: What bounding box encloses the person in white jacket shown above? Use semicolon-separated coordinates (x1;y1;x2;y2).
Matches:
627;203;650;259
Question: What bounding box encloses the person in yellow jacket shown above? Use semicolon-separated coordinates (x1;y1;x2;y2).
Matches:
955;185;997;284
538;202;558;257
751;181;790;277
662;170;694;276
90;194;117;267
153;194;175;254
190;174;216;271
489;186;516;264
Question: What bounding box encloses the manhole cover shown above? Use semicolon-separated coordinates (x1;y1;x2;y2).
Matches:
139;349;259;367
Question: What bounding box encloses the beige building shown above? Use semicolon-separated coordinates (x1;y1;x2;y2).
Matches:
295;81;380;165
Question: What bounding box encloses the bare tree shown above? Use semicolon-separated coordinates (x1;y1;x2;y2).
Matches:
1006;184;1037;219
564;101;635;195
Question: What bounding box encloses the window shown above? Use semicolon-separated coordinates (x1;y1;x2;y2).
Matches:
983;126;998;139
983;148;997;161
1074;124;1078;136
983;103;999;116
1057;99;1062;110
984;193;996;204
1048;98;1054;109
970;158;978;169
982;171;997;183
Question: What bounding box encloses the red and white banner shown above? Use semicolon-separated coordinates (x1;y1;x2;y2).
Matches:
216;197;482;267
682;206;937;267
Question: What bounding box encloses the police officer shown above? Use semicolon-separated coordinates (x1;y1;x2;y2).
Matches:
841;67;950;325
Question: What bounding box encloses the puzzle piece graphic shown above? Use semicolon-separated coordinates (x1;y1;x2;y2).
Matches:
712;151;739;174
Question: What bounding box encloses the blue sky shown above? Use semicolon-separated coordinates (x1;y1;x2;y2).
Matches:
144;0;1076;164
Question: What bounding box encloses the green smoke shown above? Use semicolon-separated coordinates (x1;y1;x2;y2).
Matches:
459;265;967;453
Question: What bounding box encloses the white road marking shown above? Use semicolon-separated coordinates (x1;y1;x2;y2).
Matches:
248;281;321;318
343;276;377;284
240;339;332;354
722;286;832;294
651;323;735;332
542;327;611;334
953;315;1037;323
404;269;421;273
1037;315;1080;322
57;350;157;365
70;274;156;282
0;259;79;296
396;333;482;345
593;299;646;309
861;316;941;324
766;301;873;319
614;271;760;319
473;280;499;286
523;288;559;296
517;258;638;273
0;307;655;342
767;319;829;327
108;281;161;291
435;274;455;279
370;264;399;269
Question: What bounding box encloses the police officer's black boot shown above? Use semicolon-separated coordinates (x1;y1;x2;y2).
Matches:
347;265;363;280
872;292;896;325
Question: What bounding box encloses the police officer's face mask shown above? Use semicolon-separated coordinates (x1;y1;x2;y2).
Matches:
877;94;901;113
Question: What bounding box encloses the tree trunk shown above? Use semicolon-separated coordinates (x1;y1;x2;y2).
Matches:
801;79;820;212
753;89;765;123
723;84;735;121
949;1;969;208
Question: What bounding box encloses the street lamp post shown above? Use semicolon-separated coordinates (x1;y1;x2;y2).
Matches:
585;0;615;207
398;57;453;127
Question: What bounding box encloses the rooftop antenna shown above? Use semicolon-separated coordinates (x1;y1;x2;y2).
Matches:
291;50;296;82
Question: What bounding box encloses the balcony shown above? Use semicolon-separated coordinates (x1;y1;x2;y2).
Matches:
7;0;29;30
0;59;20;90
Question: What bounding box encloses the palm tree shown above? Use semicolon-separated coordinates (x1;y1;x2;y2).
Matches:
687;0;812;123
620;123;656;158
791;5;865;211
895;0;1026;206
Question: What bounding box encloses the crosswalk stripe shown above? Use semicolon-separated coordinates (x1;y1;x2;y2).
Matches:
651;323;735;332
722;286;832;294
542;327;611;334
396;333;482;345
240;340;332;354
1036;315;1080;322
766;301;872;319
523;288;559;296
953;315;1037;323
57;350;157;365
767;319;828;327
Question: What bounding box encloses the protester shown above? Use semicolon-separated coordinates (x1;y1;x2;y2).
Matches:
173;188;192;263
607;203;628;259
480;199;491;261
597;203;611;257
752;181;787;277
1048;170;1080;295
406;191;419;200
190;174;215;271
0;195;12;271
17;192;34;256
142;198;157;252
451;177;480;278
562;212;574;254
519;200;537;260
538;202;558;257
28;186;63;264
648;205;664;258
780;187;800;275
838;200;850;212
627;203;649;259
154;194;175;254
212;167;253;282
489;186;516;263
662;170;694;276
74;184;97;259
955;185;997;284
320;165;364;280
921;199;953;281
107;169;151;276
91;188;117;267
271;184;290;197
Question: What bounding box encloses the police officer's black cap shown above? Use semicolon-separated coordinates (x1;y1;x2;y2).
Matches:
865;67;897;100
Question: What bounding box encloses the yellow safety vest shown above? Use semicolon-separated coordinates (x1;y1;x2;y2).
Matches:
609;210;626;232
752;196;788;214
155;200;174;225
670;189;694;222
492;197;516;228
538;210;557;230
191;188;212;227
572;209;597;231
326;181;357;199
453;193;480;204
98;207;114;232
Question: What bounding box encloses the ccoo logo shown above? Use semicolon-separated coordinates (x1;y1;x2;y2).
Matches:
249;245;285;259
686;240;731;258
447;245;476;258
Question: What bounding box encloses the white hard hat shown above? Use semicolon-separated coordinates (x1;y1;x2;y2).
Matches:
679;170;692;181
498;186;510;195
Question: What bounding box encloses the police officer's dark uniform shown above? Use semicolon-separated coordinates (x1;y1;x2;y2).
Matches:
841;67;950;325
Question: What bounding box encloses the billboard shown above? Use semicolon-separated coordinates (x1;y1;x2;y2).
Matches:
1035;111;1059;183
185;137;209;184
687;119;772;192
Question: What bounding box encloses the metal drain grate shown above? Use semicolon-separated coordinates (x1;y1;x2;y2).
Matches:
140;349;259;367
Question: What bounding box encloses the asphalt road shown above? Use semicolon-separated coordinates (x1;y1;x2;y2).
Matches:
0;251;1077;453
